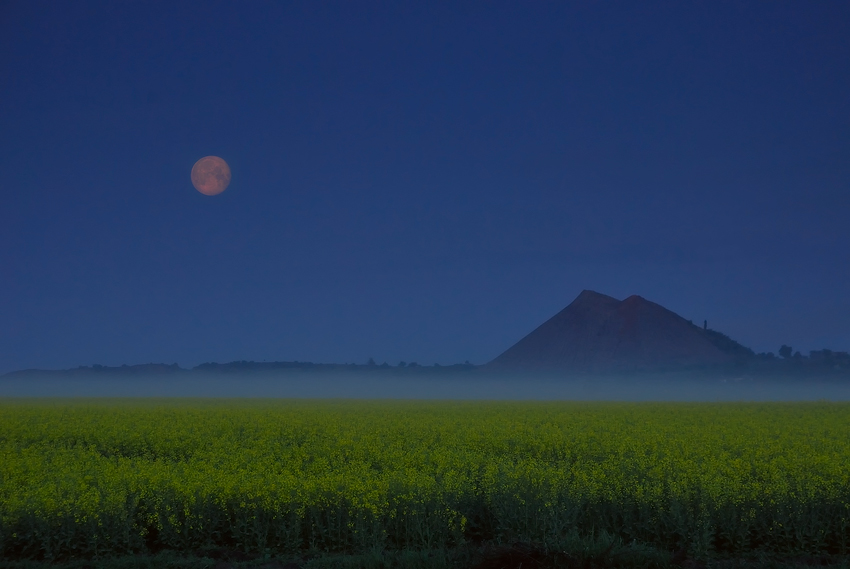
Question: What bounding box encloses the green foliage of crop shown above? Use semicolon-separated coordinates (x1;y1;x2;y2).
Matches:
1;400;849;562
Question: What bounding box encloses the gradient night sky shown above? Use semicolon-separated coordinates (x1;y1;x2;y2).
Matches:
2;2;849;373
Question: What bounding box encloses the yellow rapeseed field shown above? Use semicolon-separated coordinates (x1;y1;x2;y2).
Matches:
1;400;848;561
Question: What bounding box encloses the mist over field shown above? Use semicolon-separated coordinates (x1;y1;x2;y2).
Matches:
2;371;849;401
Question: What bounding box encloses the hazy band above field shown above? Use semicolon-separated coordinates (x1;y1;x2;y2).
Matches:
1;371;849;400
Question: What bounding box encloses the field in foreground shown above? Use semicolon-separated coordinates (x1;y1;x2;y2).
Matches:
1;400;850;567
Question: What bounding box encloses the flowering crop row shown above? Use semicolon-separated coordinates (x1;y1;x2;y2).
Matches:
1;400;849;561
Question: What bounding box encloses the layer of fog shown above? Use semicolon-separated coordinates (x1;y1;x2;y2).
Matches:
1;372;849;400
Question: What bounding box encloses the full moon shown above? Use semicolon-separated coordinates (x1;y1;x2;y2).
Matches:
191;156;231;196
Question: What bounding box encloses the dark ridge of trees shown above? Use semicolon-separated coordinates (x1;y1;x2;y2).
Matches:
188;360;477;375
770;346;850;366
193;360;319;373
745;346;850;376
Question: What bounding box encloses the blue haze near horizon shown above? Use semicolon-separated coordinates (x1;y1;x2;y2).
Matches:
1;2;849;375
2;373;850;402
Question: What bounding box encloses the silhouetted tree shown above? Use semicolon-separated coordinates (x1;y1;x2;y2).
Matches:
779;345;793;359
398;361;407;367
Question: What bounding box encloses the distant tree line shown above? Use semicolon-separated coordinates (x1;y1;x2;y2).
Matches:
770;345;850;364
691;320;849;373
743;345;850;374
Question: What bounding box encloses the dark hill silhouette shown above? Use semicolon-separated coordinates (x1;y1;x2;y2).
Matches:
488;290;754;373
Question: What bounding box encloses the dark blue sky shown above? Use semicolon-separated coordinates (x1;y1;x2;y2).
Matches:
2;1;848;373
